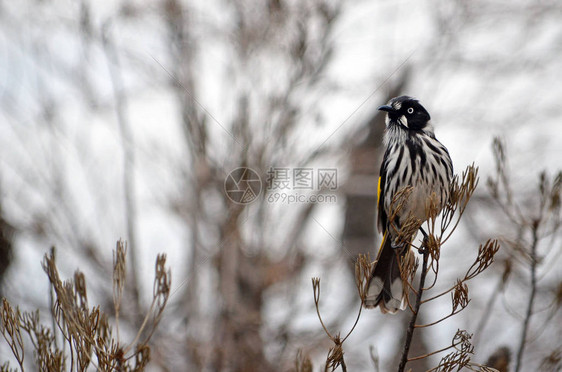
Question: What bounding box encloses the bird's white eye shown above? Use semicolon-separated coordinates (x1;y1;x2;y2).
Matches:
407;108;414;114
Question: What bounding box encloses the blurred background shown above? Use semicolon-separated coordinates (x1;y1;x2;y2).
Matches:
0;0;561;370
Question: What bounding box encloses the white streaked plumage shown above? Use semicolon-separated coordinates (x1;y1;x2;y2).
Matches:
383;128;452;228
365;96;453;313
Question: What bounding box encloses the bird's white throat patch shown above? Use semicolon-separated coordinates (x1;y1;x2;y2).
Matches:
383;122;408;147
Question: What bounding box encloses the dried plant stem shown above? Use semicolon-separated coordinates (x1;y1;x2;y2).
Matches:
408;339;464;362
398;246;429;372
414;308;464;329
514;223;539;372
102;25;142;321
48;247;59;350
473;273;504;346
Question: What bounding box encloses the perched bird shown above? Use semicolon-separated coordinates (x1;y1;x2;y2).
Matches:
365;96;453;313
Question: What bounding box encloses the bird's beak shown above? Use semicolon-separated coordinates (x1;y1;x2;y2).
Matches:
378;105;394;113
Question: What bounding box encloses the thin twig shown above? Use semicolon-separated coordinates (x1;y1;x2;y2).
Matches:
414;306;467;328
48;247;59;350
312;278;333;340
398;245;429;372
407;340;463;362
514;221;539;372
473;270;506;346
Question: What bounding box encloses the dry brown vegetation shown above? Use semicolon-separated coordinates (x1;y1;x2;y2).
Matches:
1;241;170;371
308;165;505;371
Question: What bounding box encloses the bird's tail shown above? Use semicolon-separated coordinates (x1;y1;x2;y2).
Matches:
364;232;409;313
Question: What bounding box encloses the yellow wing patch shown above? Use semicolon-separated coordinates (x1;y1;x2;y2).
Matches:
376;175;384;234
377;176;382;206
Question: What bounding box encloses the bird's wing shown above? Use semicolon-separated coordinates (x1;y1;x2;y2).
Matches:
377;167;387;234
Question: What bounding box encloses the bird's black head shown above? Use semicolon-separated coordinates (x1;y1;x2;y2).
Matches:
378;96;431;131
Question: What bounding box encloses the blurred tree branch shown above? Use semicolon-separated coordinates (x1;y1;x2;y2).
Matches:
487;138;562;372
102;22;143;325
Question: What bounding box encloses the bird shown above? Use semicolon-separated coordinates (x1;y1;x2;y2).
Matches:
365;96;453;313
